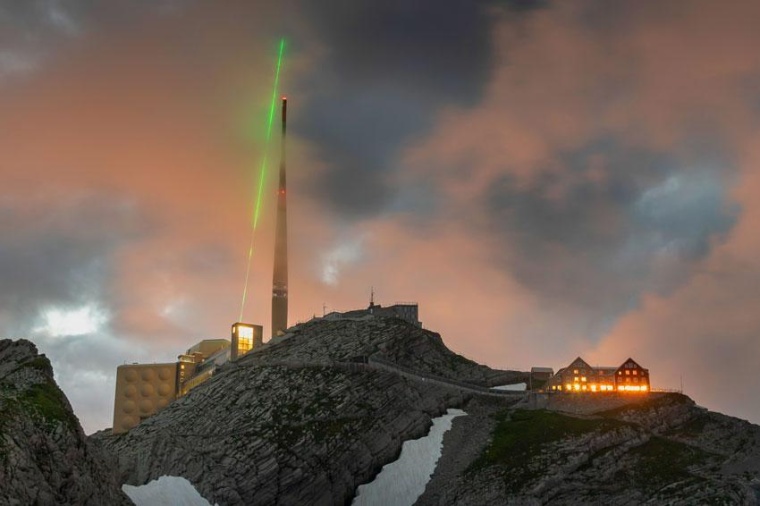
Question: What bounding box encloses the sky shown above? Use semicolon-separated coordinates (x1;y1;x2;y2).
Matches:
2;0;760;433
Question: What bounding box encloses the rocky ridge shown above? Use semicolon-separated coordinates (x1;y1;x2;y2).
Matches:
420;393;760;505
253;316;527;386
0;339;131;506
94;316;524;505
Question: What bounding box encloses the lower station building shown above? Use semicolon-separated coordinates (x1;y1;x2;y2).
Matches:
545;357;650;393
112;323;263;434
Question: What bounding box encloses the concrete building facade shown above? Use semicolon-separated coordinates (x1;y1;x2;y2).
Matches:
112;362;178;434
113;338;234;434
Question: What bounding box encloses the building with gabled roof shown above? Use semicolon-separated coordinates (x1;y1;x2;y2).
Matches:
545;356;650;393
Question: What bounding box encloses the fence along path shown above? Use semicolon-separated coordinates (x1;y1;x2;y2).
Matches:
235;354;525;399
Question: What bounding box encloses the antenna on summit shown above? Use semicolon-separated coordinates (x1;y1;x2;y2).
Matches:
369;286;375;308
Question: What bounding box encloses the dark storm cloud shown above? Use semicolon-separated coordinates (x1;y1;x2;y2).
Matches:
486;138;738;334
293;0;543;217
301;1;494;101
0;192;148;334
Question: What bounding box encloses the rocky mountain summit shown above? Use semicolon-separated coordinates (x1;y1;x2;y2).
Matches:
257;316;527;386
0;339;131;505
94;316;526;505
5;314;760;506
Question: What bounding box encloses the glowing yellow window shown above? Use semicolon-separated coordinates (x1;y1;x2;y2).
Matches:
574;384;581;391
581;376;587;382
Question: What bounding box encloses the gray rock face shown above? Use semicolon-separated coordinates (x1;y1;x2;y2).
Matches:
0;339;132;506
248;317;527;386
421;393;760;505
94;317;519;505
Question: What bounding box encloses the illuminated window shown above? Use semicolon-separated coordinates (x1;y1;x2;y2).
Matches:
633;370;638;375
233;324;254;356
626;370;630;375
574;376;579;382
566;383;573;390
237;334;252;355
573;369;579;374
574;384;581;391
581;377;587;382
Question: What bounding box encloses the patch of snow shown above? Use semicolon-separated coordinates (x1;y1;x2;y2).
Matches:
491;382;527;391
352;408;467;506
123;476;218;506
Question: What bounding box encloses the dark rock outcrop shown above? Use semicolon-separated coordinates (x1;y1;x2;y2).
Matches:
0;339;132;506
420;393;760;505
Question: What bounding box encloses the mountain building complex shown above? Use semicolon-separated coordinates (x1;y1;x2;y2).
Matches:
112;338;231;434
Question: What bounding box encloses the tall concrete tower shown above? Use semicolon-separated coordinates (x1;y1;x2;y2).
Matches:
271;97;288;336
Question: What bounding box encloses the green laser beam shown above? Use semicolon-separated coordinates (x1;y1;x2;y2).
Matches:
239;38;286;322
253;38;285;229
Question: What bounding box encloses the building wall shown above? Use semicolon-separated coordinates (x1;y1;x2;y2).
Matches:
186;339;229;359
112;363;177;434
531;367;554;380
179;368;215;396
391;304;421;327
615;359;650;392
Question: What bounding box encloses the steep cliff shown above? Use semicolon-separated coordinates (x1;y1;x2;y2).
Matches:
0;339;132;506
420;393;760;505
94;316;522;505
